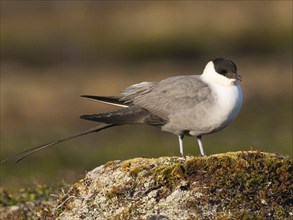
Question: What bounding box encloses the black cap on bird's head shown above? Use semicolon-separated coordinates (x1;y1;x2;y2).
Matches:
212;58;241;81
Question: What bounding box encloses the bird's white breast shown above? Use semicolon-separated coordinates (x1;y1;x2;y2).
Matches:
180;72;243;137
205;80;243;132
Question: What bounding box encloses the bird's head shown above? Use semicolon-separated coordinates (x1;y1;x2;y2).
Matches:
202;58;242;86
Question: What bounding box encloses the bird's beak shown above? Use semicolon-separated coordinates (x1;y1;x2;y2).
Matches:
227;72;242;82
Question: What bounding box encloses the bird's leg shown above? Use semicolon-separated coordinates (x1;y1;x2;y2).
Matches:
178;133;184;157
197;135;205;156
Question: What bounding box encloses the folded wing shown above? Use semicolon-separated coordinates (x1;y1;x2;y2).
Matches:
80;106;167;126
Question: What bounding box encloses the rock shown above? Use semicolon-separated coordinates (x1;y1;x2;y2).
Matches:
55;151;292;219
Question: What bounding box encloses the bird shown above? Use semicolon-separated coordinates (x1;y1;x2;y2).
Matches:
3;58;243;163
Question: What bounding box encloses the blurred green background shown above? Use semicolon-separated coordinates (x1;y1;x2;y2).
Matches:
1;1;292;191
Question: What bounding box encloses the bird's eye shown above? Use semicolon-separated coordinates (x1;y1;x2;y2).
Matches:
218;69;227;75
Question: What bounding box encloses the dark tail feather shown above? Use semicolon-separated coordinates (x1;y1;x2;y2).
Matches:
1;123;115;163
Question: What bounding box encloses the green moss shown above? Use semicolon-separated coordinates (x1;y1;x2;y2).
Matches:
0;184;53;207
121;157;155;177
184;151;292;218
111;151;292;218
152;163;185;187
0;183;68;219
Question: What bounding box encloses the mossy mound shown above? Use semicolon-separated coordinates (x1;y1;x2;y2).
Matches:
1;151;292;219
57;151;292;219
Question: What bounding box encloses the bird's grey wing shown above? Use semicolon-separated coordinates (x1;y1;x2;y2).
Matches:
81;82;156;107
121;75;211;119
121;81;156;104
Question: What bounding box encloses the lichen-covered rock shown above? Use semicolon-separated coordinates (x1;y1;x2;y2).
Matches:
55;151;293;219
